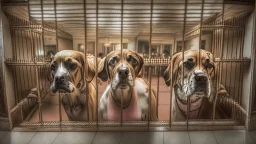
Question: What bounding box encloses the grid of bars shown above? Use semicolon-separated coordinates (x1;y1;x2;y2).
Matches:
2;0;254;130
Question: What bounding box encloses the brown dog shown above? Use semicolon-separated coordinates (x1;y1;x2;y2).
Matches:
50;50;96;121
98;49;158;121
163;49;229;120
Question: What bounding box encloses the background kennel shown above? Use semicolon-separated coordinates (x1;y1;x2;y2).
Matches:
0;0;255;131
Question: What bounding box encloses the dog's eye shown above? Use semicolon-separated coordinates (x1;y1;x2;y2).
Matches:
109;57;117;65
206;63;214;68
51;62;57;71
127;56;137;65
70;63;77;69
130;58;137;65
183;61;193;68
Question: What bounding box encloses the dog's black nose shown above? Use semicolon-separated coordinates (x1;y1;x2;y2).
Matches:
195;75;207;84
55;75;65;84
118;67;129;78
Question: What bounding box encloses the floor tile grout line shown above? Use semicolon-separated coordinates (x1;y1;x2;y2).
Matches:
0;131;8;142
119;132;123;144
91;131;97;144
211;131;219;144
27;131;37;144
163;131;165;144
50;132;61;144
188;131;191;144
162;131;164;144
248;131;256;144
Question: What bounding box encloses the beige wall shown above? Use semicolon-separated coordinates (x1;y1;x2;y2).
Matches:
58;38;73;51
2;12;15;110
242;11;254;117
45;35;73;51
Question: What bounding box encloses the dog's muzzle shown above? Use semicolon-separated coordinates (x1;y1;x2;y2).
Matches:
117;67;130;89
51;75;74;93
192;70;208;96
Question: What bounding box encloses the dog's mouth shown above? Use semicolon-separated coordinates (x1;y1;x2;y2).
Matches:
194;91;205;97
119;84;129;89
51;82;74;93
193;82;208;97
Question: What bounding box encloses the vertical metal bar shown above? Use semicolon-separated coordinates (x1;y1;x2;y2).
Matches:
54;0;59;52
156;66;160;117
36;66;42;123
13;65;18;104
83;0;90;122
169;54;173;129
230;18;235;102
229;19;235;100
53;0;61;129
234;18;240;106
21;29;25;61
40;0;45;62
173;38;176;55
20;29;27;106
224;29;229;89
198;0;204;69
120;0;124;127
96;0;99;129
31;25;36;62
181;0;187;86
213;0;225;120
182;0;188;130
28;0;31;21
147;0;153;130
33;20;43;123
25;29;31;90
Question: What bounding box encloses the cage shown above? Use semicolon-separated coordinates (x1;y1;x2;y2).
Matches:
0;0;255;131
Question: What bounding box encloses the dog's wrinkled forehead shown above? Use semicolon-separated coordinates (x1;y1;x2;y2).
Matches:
106;50;140;64
183;50;214;63
101;49;144;79
53;50;83;64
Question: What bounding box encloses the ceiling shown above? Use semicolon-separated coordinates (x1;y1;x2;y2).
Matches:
2;0;254;41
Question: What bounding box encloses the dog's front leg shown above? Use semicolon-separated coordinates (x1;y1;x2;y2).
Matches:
98;86;110;121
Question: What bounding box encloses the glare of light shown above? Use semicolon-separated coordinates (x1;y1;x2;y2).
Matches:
38;49;44;56
115;44;121;50
80;44;85;51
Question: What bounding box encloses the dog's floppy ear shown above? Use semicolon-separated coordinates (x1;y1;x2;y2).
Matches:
79;53;95;83
162;52;181;86
85;55;96;82
98;57;108;82
134;52;144;77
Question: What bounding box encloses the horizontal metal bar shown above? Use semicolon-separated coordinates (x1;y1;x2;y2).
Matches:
5;60;48;66
215;58;251;62
18;120;243;128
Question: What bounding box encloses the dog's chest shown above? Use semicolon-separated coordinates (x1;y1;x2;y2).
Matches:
107;89;141;121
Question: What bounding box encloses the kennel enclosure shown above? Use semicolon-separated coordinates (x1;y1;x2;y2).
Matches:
0;0;255;131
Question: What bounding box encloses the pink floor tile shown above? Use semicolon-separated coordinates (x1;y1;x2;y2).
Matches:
158;92;170;105
158;105;170;120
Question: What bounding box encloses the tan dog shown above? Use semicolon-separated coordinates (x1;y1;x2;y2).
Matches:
50;50;96;121
98;49;158;121
163;49;229;120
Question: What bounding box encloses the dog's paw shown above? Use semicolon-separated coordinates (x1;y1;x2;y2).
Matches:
218;84;229;97
27;88;38;102
141;114;147;121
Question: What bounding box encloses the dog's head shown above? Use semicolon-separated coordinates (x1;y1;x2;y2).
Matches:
98;49;144;106
163;50;216;102
50;50;95;93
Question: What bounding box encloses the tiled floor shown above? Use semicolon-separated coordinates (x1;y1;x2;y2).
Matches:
0;130;255;144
